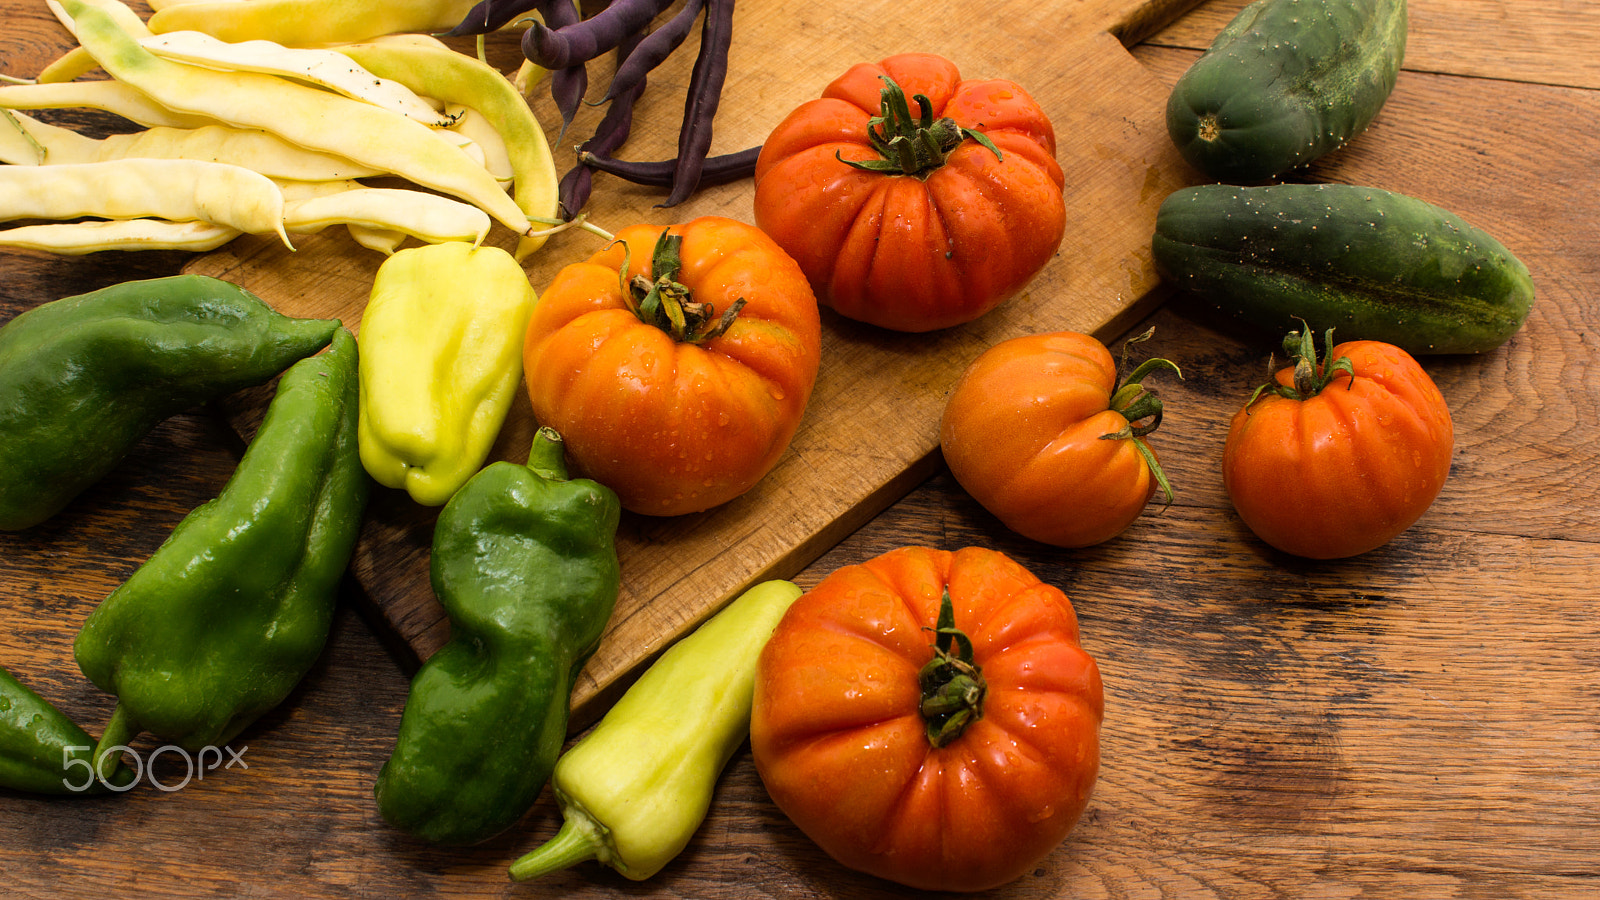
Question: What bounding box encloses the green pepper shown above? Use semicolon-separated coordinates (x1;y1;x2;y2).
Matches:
0;273;338;531
374;426;621;846
1;665;131;795
357;240;537;507
74;328;368;775
509;579;803;882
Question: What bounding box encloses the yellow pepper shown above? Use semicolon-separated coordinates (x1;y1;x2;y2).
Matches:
357;241;537;507
508;579;805;883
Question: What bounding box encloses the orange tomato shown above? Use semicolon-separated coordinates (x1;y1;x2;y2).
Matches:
751;546;1103;892
753;53;1065;332
522;216;822;516
940;330;1178;547
1224;329;1453;559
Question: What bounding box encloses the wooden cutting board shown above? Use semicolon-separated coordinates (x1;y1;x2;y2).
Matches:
187;0;1206;722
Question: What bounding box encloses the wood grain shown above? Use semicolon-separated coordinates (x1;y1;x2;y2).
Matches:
3;1;1600;898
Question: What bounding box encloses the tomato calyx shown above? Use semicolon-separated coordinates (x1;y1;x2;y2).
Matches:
917;588;986;748
619;230;747;344
838;76;1003;179
1245;323;1356;408
1100;327;1182;506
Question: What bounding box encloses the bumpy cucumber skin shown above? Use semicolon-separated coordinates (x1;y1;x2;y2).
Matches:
1167;0;1408;183
1152;183;1536;354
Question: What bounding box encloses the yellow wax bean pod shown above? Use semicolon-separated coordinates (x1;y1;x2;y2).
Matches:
0;218;240;254
139;31;456;128
446;104;514;185
337;41;558;259
0;159;290;248
276;178;363;202
48;0;150;38
346;222;407;256
147;0;482;47
0;109;47;165
37;47;100;84
0;81;218;130
61;0;534;237
1;109;384;181
283;187;492;247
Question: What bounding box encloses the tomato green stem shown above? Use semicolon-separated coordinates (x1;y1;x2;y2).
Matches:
918;589;985;748
616;230;745;344
1100;327;1181;505
1245;321;1356;408
837;75;1001;179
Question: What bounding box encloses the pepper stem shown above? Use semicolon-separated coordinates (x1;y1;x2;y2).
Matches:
508;807;606;882
917;589;986;748
836;75;1002;179
1098;327;1182;506
525;427;570;482
92;703;139;785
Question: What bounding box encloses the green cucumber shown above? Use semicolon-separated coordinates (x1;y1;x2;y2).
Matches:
1166;0;1408;183
1151;183;1536;354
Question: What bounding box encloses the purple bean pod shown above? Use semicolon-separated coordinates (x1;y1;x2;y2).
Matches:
579;145;760;188
559;33;649;219
601;0;706;105
539;0;586;139
662;0;735;207
443;0;544;36
522;0;677;70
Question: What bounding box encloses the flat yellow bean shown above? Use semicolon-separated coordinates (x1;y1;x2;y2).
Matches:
62;0;533;236
2;109;383;181
0;158;289;247
446;104;514;184
0;80;218;130
346;222;408;256
147;0;481;47
140;31;455;127
284;187;492;247
0;218;240;254
338;41;558;258
37;47;99;84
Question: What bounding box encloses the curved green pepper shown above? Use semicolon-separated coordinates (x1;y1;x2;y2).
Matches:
357;240;537;507
1;665;131;795
75;328;368;772
374;426;621;846
509;579;803;882
0;273;339;531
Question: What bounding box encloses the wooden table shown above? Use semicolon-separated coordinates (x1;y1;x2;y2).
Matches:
4;1;1598;897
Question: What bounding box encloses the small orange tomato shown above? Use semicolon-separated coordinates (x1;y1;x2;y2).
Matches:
1224;327;1453;559
522;216;822;516
939;329;1179;547
751;545;1103;892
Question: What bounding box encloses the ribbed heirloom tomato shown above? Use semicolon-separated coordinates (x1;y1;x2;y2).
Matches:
940;329;1180;547
751;546;1103;892
752;53;1066;332
1224;327;1454;559
521;216;822;516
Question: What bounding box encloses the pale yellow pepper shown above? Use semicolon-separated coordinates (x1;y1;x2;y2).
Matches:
357;241;537;507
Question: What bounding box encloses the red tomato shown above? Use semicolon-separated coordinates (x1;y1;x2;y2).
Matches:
752;53;1066;333
522;216;822;516
940;330;1179;547
1223;328;1454;559
751;546;1103;892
